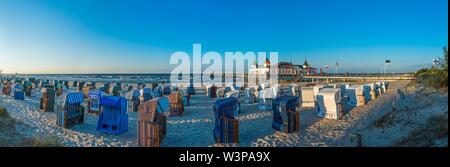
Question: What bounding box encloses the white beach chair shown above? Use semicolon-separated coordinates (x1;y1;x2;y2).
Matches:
316;88;342;119
301;87;315;107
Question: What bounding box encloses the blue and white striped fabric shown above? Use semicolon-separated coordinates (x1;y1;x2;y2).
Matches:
66;92;84;104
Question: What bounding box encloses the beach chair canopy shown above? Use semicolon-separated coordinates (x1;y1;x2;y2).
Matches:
125;90;141;100
214;97;238;119
66;92;84;104
100;96;126;108
140;88;152;96
14;84;23;90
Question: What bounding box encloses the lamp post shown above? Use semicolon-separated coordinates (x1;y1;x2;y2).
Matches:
384;60;391;81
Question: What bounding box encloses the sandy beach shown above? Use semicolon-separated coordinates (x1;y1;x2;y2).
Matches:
2;80;440;147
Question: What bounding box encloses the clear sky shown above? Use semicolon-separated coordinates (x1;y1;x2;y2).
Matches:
0;0;448;74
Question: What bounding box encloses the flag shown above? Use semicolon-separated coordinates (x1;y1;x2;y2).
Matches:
336;61;339;67
385;60;391;64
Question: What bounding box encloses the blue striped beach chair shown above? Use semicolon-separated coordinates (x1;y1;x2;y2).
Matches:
213;97;239;143
56;92;84;128
272;95;300;133
13;84;25;100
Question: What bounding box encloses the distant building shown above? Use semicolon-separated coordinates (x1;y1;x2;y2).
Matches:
301;59;317;76
249;58;317;83
249;57;271;80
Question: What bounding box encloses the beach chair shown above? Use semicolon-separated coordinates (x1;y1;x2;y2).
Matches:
55;82;64;96
272;95;300;133
180;88;190;106
162;85;171;95
363;85;372;101
137;98;168;147
96;96;128;135
207;85;217;98
216;87;226;99
125;90;141;112
301;87;315;108
168;91;184;116
56;92;84;128
23;81;33;97
88;90;104;115
369;83;378;99
77;81;86;92
140;88;153;103
186;85;195;95
40;87;56;112
82;84;95;99
13;84;25;100
316;88;344;119
258;87;275;111
381;81;389;93
213;97;239;144
152;85;163;98
108;85;121;96
225;90;241;113
2;82;11;96
244;87;257;104
347;85;365;106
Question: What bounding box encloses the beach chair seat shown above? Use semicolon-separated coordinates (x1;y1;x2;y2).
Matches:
56;92;84;128
346;85;365;106
272;95;300;133
96;96;128;135
316;88;343;119
213;98;239;144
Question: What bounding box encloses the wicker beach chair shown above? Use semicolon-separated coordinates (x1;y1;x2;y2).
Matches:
168;91;184;116
244;87;257;104
88;90;104;115
125;90;141;112
13;84;25;100
316;88;344;119
96;96;128;135
40;87;56;112
272;95;300;133
213;97;239;144
137;98;168;147
56;92;84;128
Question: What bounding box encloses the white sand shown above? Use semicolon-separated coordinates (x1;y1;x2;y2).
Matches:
0;81;419;147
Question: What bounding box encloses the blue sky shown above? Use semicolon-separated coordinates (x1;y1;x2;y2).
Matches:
0;0;448;74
